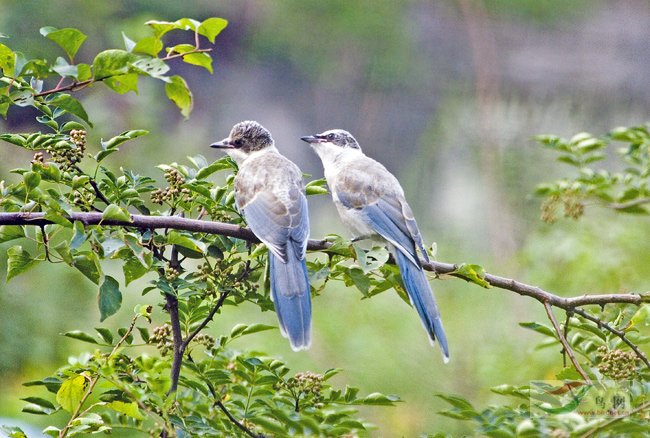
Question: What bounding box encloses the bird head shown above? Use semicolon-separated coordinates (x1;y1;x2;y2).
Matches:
300;129;360;151
211;121;275;163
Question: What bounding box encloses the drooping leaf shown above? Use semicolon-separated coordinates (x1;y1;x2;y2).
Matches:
165;75;193;118
0;225;25;243
167;231;206;254
98;275;122;321
182;52;213;73
6;245;38;281
519;321;557;338
48;94;92;126
56;374;86;412
40;27;86;60
73;252;102;284
453;263;490;288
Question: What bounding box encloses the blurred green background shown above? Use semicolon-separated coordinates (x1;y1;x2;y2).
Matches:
2;0;650;436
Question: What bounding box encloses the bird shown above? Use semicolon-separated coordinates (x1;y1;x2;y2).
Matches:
211;121;311;351
301;129;449;361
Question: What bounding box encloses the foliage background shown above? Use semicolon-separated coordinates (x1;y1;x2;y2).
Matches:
1;0;650;435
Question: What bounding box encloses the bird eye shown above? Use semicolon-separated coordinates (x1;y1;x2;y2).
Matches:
327;133;335;141
233;139;243;148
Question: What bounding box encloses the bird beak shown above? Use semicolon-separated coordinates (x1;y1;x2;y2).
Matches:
300;135;323;144
210;138;234;149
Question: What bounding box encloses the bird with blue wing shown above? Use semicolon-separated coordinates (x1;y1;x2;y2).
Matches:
211;121;312;351
301;129;449;361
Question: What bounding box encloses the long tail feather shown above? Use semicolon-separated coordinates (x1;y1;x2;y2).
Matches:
269;245;312;351
394;249;449;361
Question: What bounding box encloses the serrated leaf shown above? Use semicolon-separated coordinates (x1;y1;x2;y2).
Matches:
198;17;228;43
6;245;37;281
48;94;92;126
165;75;192;118
107;401;144;420
40;27;86;60
0;225;25;243
98;275;122;321
102;204;131;222
64;330;98;344
56;374;86;413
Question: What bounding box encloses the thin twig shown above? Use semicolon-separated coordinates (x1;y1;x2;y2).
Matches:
579;400;650;438
166;247;183;395
572;307;650;370
544;302;592;384
214;400;263;438
59;314;139;438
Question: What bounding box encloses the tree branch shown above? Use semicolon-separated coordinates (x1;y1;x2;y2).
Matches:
544;302;592;384
2;212;648;312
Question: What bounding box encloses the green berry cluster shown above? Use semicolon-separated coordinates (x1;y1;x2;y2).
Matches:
151;168;193;204
150;324;173;356
192;333;215;350
597;346;637;380
281;371;324;403
164;266;181;281
46;129;86;171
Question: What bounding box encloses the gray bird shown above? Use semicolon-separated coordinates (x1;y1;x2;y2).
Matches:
211;121;311;351
301;129;449;361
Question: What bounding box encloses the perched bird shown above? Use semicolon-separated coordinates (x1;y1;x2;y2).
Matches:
211;121;311;351
301;129;449;361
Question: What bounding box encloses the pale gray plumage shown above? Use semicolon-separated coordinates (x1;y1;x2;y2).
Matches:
301;129;449;361
211;121;311;351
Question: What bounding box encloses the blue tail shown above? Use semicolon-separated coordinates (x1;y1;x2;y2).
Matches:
394;249;449;361
268;244;312;351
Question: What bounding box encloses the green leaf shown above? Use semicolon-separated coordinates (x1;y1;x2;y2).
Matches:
102;204;132;222
40;27;86;60
453;263;490;288
167;231;205;254
73;252;102;284
48;94;92;126
95;130;149;161
145;20;178;38
194;158;234;179
107;401;144;420
182;52;213;73
123;256;148;285
132;36;163;57
165;75;193;118
347;266;370;296
6;245;37;281
95;327;114;344
98;275;122;321
0;42;16;76
519;321;557;338
23;171;41;191
104;73;138;95
306;178;329;195
361;392;400;405
131;57;169;79
64;330;98;344
0;225;25;243
198;17;228;43
20;396;56;411
56;374;86;413
92;49;137;80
